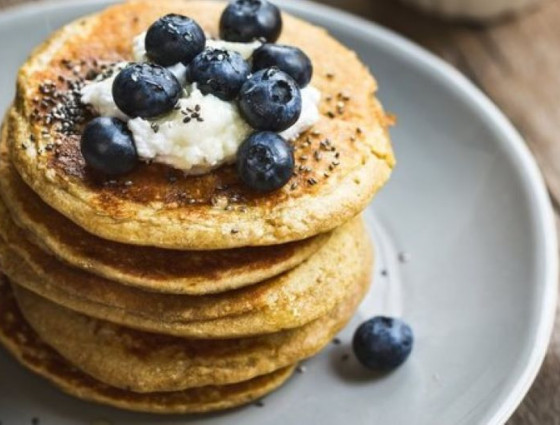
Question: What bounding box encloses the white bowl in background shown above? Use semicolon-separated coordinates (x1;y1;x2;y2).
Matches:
400;0;543;21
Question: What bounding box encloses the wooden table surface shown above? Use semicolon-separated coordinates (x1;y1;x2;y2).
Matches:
1;0;560;423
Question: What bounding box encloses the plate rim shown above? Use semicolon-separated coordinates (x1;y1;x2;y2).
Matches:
0;0;557;423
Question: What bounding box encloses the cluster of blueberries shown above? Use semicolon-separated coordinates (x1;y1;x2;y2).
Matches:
81;0;313;193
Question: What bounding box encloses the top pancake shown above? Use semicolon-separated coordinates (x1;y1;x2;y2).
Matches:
7;0;394;249
0;134;328;295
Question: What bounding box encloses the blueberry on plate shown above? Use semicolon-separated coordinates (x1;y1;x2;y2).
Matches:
145;14;206;66
112;63;182;118
80;117;137;175
220;0;282;43
252;44;313;87
353;316;414;371
188;49;251;101
236;131;294;192
239;68;302;132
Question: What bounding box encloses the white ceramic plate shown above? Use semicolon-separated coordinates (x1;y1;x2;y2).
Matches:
0;1;557;424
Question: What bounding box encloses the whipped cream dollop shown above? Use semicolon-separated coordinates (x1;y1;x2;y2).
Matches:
81;33;321;174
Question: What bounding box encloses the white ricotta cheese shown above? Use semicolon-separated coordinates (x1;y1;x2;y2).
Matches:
80;63;128;121
128;85;253;174
280;86;321;141
80;33;321;174
132;31;148;62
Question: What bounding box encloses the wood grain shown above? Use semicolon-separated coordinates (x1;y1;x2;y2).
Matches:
1;0;560;422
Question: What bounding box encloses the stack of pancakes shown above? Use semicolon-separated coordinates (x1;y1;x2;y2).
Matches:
0;0;395;414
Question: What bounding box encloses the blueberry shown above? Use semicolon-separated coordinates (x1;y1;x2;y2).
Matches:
112;63;182;118
239;68;301;131
80;117;137;175
236;131;294;192
353;316;414;371
187;49;250;101
145;14;206;66
252;44;313;87
220;0;282;43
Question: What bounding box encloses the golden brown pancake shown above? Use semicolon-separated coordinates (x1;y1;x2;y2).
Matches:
0;206;372;337
0;277;295;413
7;0;394;250
0;139;328;295
12;269;368;392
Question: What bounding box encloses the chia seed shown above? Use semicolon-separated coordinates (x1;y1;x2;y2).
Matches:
398;252;411;263
34;67;95;136
338;92;351;101
181;104;204;124
85;69;98;81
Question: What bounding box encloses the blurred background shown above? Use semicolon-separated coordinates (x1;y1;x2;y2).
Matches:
1;0;559;422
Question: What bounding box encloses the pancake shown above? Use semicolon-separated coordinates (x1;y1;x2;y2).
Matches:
0;206;371;337
0;278;294;413
7;0;394;250
0;141;328;295
12;268;368;392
